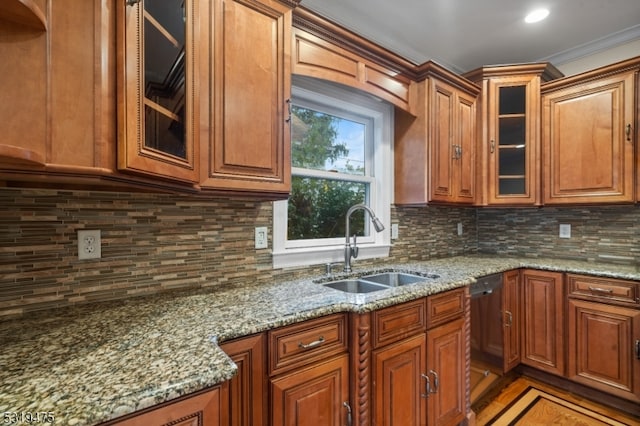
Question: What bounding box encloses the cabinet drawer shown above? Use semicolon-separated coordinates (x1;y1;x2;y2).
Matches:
372;298;426;348
567;274;639;307
268;313;347;376
427;287;466;328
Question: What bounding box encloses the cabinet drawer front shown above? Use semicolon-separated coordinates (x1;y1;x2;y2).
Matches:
269;314;347;375
427;288;466;328
372;299;426;348
568;274;639;306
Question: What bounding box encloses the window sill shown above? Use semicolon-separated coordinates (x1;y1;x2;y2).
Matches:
272;244;391;269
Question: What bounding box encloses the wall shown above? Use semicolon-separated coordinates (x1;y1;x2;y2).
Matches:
477;205;640;265
0;188;477;318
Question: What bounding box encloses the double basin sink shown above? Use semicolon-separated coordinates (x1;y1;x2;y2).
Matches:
320;271;439;294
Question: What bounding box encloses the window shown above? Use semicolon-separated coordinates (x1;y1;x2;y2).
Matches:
273;76;393;268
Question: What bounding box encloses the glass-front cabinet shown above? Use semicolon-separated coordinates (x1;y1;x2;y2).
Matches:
117;0;201;183
465;63;562;206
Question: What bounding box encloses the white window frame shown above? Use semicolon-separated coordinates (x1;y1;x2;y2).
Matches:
273;76;393;269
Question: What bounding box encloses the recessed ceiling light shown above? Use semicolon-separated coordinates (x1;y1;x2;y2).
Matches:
525;8;549;23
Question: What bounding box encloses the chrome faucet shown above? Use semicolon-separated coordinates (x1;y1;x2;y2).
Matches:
344;204;385;273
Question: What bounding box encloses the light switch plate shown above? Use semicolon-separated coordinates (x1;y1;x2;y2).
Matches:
391;223;399;239
559;224;571;239
255;227;268;249
457;222;463;236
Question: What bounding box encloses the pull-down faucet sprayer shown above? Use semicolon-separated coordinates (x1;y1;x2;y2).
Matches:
344;204;385;273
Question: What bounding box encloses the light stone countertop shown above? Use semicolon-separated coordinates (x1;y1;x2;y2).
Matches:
0;255;638;425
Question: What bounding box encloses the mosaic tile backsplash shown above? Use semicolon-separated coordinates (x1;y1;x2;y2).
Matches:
0;188;476;317
2;188;638;317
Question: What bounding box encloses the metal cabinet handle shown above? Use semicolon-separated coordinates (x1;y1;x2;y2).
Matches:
504;310;513;327
452;144;458;159
626;124;632;141
298;336;325;349
343;401;352;426
588;286;613;294
490;139;495;153
421;373;431;398
285;99;292;123
430;370;439;394
635;340;640;360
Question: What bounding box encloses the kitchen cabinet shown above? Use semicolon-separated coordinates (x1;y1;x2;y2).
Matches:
109;386;228;426
521;269;565;376
503;269;521;373
395;64;480;205
567;274;640;402
542;59;639;204
199;0;296;197
220;334;266;426
464;63;562;206
0;0;47;31
117;0;202;183
370;288;467;425
268;313;350;425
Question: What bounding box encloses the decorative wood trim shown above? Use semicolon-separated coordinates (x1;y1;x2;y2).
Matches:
463;62;564;83
0;0;47;31
541;56;640;93
350;313;372;426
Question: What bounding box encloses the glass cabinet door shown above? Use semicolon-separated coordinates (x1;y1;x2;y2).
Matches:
118;0;200;183
497;85;526;195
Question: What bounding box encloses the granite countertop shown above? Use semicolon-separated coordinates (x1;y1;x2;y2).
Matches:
0;255;638;425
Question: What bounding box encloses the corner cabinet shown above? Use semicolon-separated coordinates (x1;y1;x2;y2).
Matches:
542;59;639;204
199;0;296;197
395;64;480;205
464;63;563;206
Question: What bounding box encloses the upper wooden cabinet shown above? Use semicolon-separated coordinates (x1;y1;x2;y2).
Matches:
199;0;297;197
541;59;639;204
117;0;201;183
464;63;563;206
395;64;480;205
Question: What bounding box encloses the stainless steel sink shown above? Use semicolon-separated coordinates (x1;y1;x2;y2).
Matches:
361;272;428;287
323;279;389;294
321;271;439;293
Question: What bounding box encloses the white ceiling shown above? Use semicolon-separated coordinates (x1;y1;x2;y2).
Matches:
301;0;640;74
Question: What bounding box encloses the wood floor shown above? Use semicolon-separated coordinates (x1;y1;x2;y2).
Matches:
475;377;640;426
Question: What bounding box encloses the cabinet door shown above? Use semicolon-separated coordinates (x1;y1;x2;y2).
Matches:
568;299;640;402
430;79;477;204
503;269;521;373
112;386;227;426
271;354;350;426
543;71;635;204
220;334;266;426
487;75;541;205
426;317;466;426
521;270;565;376
373;334;427;426
118;0;201;182
202;0;291;195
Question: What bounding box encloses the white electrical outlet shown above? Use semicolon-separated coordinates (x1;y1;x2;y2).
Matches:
457;222;463;236
255;227;268;249
391;223;399;239
78;230;101;260
559;224;571;239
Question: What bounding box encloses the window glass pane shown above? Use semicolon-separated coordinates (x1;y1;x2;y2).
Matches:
291;106;366;176
499;178;526;195
288;176;368;240
498;147;526;176
498;116;526;145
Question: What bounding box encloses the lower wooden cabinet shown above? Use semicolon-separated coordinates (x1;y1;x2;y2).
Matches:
373;334;427;425
426;317;466;426
110;386;227;426
370;288;468;426
503;269;522;372
220;334;266;426
521;269;565;376
270;354;350;426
